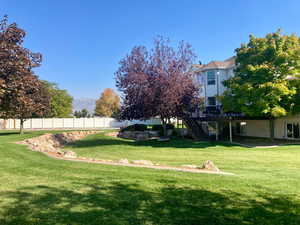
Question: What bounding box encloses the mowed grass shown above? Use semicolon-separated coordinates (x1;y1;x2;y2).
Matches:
1;130;300;224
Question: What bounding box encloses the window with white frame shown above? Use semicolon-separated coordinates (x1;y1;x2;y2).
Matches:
286;122;300;138
207;71;216;85
207;97;216;106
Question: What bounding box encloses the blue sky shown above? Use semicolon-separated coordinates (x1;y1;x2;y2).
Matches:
2;0;300;99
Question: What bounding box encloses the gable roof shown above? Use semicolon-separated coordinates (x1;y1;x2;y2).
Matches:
193;56;236;72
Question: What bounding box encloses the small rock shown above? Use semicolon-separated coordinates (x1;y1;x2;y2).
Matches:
119;158;129;164
201;160;219;172
132;160;154;166
63;151;77;158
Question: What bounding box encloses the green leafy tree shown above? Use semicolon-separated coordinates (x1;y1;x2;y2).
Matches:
222;30;300;138
42;81;73;118
74;109;90;118
95;88;120;118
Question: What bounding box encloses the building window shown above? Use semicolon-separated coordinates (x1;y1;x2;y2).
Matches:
236;122;247;135
207;97;216;106
286;123;300;138
207;71;216;85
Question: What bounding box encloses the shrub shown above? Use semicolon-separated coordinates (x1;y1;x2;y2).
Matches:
152;124;175;131
121;124;148;132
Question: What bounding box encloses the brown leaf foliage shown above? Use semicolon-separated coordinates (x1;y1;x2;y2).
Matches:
0;16;50;120
115;37;200;121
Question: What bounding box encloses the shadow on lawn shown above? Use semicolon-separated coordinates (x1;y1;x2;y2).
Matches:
68;134;238;149
1;182;299;225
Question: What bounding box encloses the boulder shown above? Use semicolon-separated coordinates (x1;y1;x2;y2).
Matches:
63;151;77;158
201;160;219;172
132;160;154;166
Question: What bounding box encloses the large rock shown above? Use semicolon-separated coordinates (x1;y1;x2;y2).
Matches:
201;160;219;172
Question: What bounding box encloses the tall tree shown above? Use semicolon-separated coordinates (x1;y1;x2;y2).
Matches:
116;37;200;135
42;81;73;118
0;16;50;134
74;109;91;118
95;88;120;117
222;30;300;138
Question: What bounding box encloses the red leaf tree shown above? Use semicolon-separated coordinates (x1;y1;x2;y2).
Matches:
116;37;200;135
0;16;50;134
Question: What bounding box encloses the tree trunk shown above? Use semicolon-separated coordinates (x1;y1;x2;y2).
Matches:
161;118;167;137
269;118;275;140
20;119;25;135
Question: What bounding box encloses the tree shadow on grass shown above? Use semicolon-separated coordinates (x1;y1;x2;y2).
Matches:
0;132;20;136
68;135;238;150
1;182;299;225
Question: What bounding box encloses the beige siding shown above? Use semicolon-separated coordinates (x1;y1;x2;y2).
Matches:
235;120;270;138
234;115;300;139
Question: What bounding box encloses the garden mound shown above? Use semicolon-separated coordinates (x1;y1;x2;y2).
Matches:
19;131;99;156
18;131;234;175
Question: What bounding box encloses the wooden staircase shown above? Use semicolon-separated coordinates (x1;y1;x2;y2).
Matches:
183;117;209;140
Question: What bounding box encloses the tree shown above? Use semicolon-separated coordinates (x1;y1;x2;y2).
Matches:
74;109;91;118
95;88;120;117
116;37;200;135
222;30;300;138
0;16;50;134
42;81;73;118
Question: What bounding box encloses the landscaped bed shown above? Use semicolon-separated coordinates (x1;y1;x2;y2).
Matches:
1;130;300;224
18;130;230;175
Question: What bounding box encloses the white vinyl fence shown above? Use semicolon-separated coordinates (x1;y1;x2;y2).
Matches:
0;117;161;130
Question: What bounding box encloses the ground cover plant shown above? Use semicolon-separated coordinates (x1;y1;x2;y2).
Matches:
1;130;300;225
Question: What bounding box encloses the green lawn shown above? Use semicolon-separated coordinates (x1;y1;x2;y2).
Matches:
1;130;300;224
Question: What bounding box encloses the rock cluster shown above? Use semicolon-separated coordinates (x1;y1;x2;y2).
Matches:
132;160;154;166
201;160;220;172
181;160;219;172
20;131;98;156
118;131;152;141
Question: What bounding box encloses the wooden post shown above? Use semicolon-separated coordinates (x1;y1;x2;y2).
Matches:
216;121;218;141
229;120;233;143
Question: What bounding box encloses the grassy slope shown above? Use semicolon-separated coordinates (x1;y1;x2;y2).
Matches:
0;130;300;225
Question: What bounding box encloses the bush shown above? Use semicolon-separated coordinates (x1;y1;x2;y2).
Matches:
121;124;148;132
